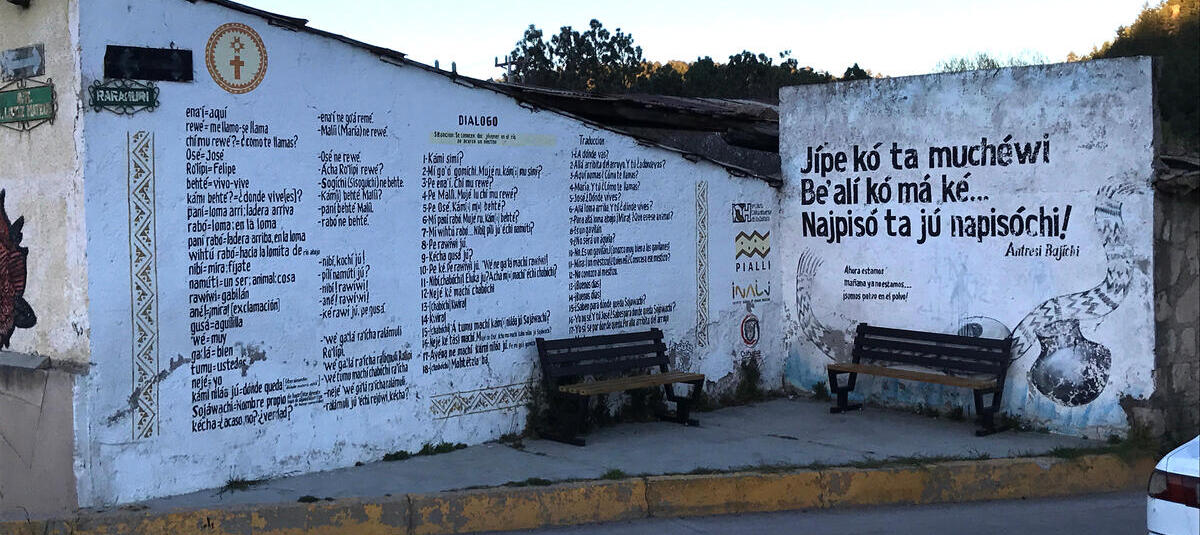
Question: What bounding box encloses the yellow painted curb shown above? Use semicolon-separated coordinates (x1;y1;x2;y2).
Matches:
409;479;646;535
645;454;1156;518
0;454;1154;535
0;499;410;535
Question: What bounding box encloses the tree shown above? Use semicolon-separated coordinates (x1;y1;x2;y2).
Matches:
502;22;844;99
503;19;645;92
934;51;1046;73
841;63;871;80
507;25;556;88
1086;0;1198;151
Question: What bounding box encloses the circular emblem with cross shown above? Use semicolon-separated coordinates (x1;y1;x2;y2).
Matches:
206;23;267;94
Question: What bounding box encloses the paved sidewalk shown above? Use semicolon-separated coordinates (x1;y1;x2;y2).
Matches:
126;397;1094;512
4;397;1155;535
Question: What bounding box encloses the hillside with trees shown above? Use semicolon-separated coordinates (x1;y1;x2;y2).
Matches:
501;1;1196;150
1085;0;1198;152
499;20;848;101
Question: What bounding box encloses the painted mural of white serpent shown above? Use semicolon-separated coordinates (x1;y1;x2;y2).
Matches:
1011;181;1141;406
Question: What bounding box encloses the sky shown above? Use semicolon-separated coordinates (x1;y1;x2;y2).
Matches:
235;1;1150;80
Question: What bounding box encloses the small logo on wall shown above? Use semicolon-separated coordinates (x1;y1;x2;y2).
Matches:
740;313;760;347
206;23;267;94
732;202;770;224
0;191;36;348
732;280;771;303
734;230;770;258
735;230;771;273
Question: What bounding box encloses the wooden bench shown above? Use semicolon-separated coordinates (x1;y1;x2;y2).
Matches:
827;323;1013;436
536;328;704;445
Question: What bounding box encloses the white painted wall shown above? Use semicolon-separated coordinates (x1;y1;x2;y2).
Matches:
0;0;88;364
778;59;1157;438
74;0;778;505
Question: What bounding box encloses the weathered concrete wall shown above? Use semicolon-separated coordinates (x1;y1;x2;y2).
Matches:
72;0;779;506
0;0;89;363
0;365;77;518
0;0;85;518
778;59;1158;439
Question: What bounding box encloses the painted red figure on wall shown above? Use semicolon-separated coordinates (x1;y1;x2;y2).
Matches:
0;190;36;348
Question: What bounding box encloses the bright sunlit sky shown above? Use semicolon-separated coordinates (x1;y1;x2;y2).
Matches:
236;1;1149;80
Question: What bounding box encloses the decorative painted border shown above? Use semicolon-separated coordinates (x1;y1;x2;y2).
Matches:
430;382;534;419
695;181;709;347
128;131;159;439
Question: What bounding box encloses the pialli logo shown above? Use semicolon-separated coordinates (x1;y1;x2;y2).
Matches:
735;230;770;258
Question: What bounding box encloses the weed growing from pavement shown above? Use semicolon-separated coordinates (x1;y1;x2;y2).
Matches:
686;467;723;475
498;432;526;450
382;450;412;462
220;477;263;493
382;442;467;462
1042;425;1163;461
503;477;554;487
600;469;628;480
811;381;831;401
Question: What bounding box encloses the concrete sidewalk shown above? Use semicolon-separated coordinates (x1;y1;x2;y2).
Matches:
1;398;1154;534
136;397;1095;510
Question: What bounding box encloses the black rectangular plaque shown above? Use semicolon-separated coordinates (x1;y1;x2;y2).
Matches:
103;46;193;82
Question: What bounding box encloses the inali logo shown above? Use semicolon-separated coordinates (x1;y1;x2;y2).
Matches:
734;230;769;258
732;281;770;303
740;313;760;347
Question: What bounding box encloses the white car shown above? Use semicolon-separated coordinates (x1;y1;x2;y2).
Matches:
1148;435;1199;535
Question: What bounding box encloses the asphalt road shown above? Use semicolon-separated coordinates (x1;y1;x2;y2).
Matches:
496;491;1146;535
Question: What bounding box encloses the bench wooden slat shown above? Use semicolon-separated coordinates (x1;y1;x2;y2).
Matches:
541;341;666;365
830;324;1012;435
536;328;703;443
852;347;1001;375
858;324;1010;349
538;330;662;351
858;337;1008;363
547;354;668;379
827;363;997;390
559;371;705;396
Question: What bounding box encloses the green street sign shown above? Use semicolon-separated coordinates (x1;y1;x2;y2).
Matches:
0;81;54;131
88;79;159;115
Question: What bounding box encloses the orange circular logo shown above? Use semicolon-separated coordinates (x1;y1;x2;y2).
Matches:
206;23;267;94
